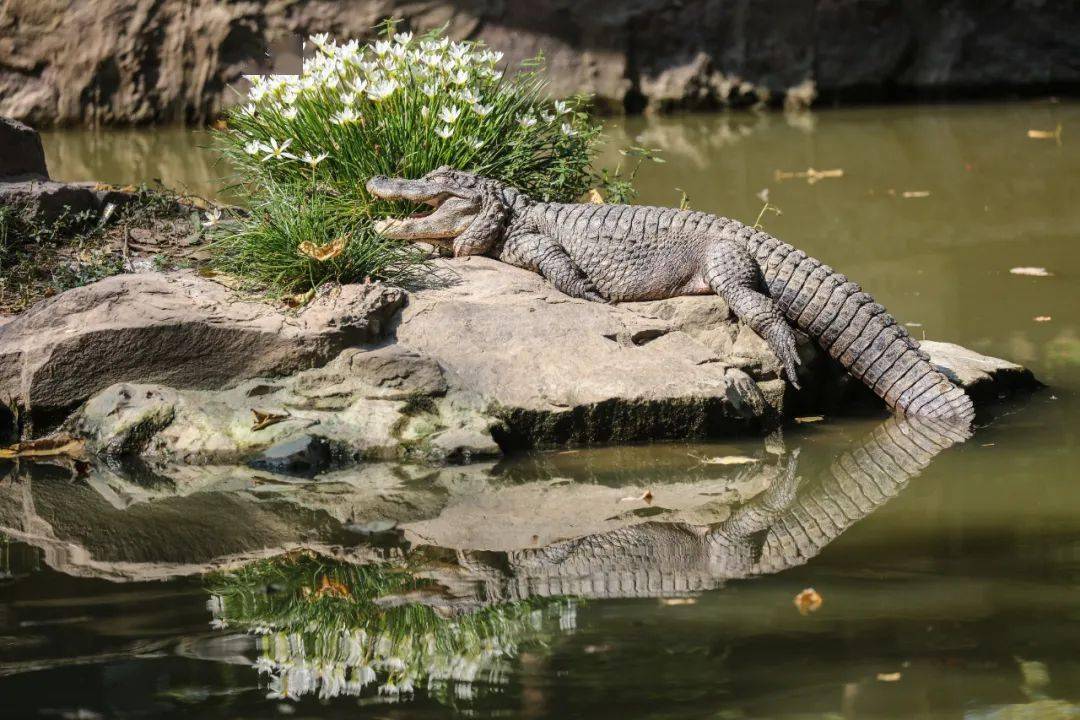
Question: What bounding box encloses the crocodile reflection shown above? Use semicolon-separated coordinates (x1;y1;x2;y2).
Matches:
198;416;969;701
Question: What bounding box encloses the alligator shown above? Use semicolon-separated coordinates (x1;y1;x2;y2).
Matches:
367;168;975;423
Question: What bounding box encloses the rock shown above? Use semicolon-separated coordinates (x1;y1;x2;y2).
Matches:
249;434;333;477
63;257;1039;464
0;117;48;178
2;2;1077;124
0;271;404;429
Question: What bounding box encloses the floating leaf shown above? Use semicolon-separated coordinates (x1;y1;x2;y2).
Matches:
659;597;697;606
298;234;348;262
901;190;931;198
1010;267;1052;277
0;436;85;459
1034;316;1052;322
586;188;605;204
876;672;902;682
794;587;823;615
774;167;844;184
694;455;759;465
1027;124;1063;144
251;409;289;431
795;415;824;424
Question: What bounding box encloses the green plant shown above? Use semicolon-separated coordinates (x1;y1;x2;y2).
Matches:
594;145;665;204
212;22;604;294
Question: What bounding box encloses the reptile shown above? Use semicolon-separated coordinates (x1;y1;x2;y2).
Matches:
367;167;974;423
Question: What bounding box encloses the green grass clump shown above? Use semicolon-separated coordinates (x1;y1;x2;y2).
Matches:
211;22;603;294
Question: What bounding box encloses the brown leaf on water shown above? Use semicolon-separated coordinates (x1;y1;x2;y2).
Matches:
620;489;654;504
298;235;348;262
1010;267;1053;277
0;436;85;459
1034;316;1052;322
902;190;931;199
794;587;823;615
774;167;844;185
586;188;605;204
251;409;289;431
1027;124;1063;144
659;597;697;606
795;415;824;424
876;672;902;682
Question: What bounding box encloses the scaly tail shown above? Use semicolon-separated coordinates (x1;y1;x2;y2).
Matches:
738;227;975;423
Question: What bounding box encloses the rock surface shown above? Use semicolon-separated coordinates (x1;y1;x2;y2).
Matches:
1;1;1076;125
57;257;1039;464
0;117;48;178
0;271;404;429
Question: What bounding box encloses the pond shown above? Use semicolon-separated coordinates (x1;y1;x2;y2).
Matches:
3;101;1077;718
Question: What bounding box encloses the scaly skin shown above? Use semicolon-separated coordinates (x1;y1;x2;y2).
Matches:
367;169;975;423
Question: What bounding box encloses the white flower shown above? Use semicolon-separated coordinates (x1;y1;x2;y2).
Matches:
331;107;360;125
561;122;577;136
281;106;297;120
253;656;277;674
491;70;503;81
518;114;537;129
553;100;571;114
458;88;480;104
240;103;256;116
450;43;471;60
373;40;392;56
472;103;493;117
450;69;469;85
420;106;429;119
262;137;297;161
421;82;439;98
393;31;413;45
300;151;329;168
340;91;357;106
323;73;340;89
243;139;264;155
202;208;223;228
436;125;454;139
282;89;299;105
438;105;461;123
210;618;229;629
379;681;399;696
310;32;331;50
366;78;398;102
468;136;484;149
540;112;555;123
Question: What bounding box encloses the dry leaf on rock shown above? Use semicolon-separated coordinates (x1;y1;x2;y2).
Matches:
251;409;289;431
794;587;823;615
298;235;348;262
586;188;605;204
620;489;654;504
0;436;85;459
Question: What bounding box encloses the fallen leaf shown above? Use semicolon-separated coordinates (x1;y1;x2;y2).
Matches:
795;415;824;424
794;587;823;615
659;597;697;606
586;188;605;204
583;643;615;654
620;489;654;504
1010;267;1053;277
283;289;316;308
1034;316;1052;322
1027;124;1063;144
901;190;931;198
0;436;85;459
313;575;351;599
876;672;902;682
694;455;759;465
298;234;348;262
251;409;289;431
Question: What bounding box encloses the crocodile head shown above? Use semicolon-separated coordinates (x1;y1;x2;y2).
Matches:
366;167;510;254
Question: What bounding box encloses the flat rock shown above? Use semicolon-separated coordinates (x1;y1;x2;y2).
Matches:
922;340;1042;400
0;271;404;429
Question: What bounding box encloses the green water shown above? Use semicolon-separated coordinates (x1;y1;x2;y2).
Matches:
4;101;1076;718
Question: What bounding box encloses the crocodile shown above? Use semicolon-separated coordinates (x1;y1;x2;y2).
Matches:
367;168;975;423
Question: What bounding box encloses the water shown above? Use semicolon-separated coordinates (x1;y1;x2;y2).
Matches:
7;101;1077;718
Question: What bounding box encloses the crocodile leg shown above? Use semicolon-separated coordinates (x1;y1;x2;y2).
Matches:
526;236;607;303
705;241;802;387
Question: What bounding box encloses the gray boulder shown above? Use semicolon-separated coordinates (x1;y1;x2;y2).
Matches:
0;271;404;430
0;117;48;179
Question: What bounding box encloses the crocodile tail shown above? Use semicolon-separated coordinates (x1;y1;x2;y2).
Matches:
740;228;975;424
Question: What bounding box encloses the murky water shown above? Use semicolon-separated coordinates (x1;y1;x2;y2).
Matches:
8;101;1078;718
